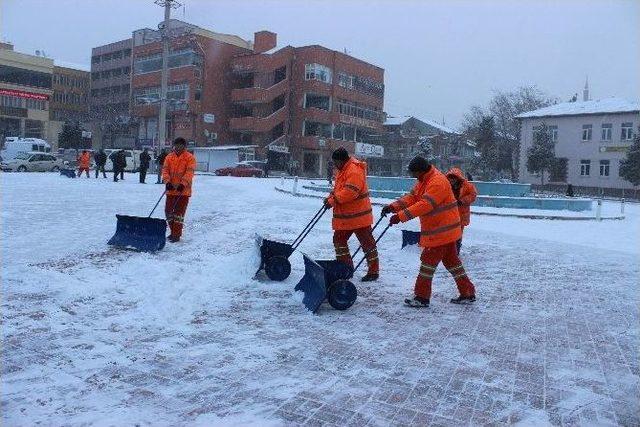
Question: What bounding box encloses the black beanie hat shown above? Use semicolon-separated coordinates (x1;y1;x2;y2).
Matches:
408;156;431;173
331;147;349;161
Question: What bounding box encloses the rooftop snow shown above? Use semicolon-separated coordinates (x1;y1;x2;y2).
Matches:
384;115;460;134
516;97;640;119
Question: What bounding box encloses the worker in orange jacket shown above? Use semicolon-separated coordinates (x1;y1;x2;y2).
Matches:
77;150;91;178
324;147;379;282
162;137;196;242
446;167;477;254
383;156;476;307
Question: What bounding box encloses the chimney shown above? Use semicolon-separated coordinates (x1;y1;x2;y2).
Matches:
253;31;277;54
583;76;590;102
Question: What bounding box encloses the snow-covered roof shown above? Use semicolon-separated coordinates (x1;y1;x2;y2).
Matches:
54;60;90;72
192;145;258;151
384;115;460;134
516;97;640;119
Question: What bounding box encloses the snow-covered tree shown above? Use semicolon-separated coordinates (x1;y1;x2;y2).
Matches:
619;128;640;186
526;123;556;185
58;122;83;149
417;135;434;161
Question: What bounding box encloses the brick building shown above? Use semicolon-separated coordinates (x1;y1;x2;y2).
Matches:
131;20;254;148
51;64;90;123
230;43;385;176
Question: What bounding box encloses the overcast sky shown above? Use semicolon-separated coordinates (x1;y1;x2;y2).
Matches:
2;0;639;127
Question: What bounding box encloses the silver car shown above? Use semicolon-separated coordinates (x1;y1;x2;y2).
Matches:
0;152;65;172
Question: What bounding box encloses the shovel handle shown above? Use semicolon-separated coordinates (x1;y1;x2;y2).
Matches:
352;224;391;274
148;190;167;218
291;204;328;250
350;214;385;259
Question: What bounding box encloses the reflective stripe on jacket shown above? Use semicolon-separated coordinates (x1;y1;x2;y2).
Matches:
327;157;373;231
446;167;477;227
162;150;196;196
390;167;461;247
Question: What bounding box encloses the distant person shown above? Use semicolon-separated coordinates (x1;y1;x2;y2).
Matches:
117;150;126;180
139;148;151;184
109;150;119;182
446;168;478;254
77;150;91;178
566;184;574;197
466;172;474;181
263;160;270;178
156;148;168;184
94;149;107;178
327;160;334;185
162;138;196;243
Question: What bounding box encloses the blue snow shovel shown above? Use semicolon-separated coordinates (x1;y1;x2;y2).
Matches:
107;191;170;252
255;204;329;281
295;219;391;314
401;230;421;248
60;168;76;178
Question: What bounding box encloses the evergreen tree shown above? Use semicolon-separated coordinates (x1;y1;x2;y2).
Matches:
526;123;556;185
58;122;83;149
475;115;499;179
417;135;434;161
619;128;640;186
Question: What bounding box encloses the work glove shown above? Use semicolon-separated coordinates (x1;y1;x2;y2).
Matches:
323;197;332;209
166;183;174;191
389;214;401;226
381;205;393;216
176;184;185;192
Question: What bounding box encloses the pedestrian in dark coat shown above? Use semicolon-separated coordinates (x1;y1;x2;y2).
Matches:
117;150;126;180
95;149;107;178
109;150;120;182
139;148;151;183
156;149;168;184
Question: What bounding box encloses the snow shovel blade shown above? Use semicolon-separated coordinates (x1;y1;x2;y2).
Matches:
60;168;76;178
108;215;167;252
401;230;420;248
295;255;328;313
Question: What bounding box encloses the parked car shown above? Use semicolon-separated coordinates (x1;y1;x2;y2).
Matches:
215;162;264;177
0;152;64;172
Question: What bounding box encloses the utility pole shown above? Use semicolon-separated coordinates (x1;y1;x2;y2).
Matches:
155;0;181;148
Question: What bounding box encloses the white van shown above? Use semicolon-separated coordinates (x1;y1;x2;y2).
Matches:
104;149;143;172
1;138;51;161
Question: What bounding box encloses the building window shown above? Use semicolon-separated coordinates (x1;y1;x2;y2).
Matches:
24;120;44;138
338;72;354;89
1;95;23;108
621;122;634;140
548;125;558;142
303;120;332;138
304;93;331;111
336;98;381;122
580;159;590;176
599;160;610;177
0;65;52;89
25;98;46;110
133;83;189;107
304;63;332;84
582;124;592;141
133;49;202;75
601;123;612;141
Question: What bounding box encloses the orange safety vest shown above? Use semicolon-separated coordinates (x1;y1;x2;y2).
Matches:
327;157;373;231
162;150;196;196
390;167;461;247
446;168;477;227
78;152;91;169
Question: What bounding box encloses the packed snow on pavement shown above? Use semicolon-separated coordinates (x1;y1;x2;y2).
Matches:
1;173;639;426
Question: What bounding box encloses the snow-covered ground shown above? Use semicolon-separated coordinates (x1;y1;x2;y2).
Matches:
2;173;639;426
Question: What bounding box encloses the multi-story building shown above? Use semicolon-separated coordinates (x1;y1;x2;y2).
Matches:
230;44;385;176
131;20;255;148
517;97;639;192
89;38;134;147
365;115;476;176
51;64;90;123
0;42;54;144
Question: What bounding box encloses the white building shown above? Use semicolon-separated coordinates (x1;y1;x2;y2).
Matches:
517;94;639;192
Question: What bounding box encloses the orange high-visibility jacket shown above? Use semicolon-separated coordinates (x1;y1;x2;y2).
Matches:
162;150;196;196
77;152;91;169
327;157;373;231
446;168;477;227
390;167;461;247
